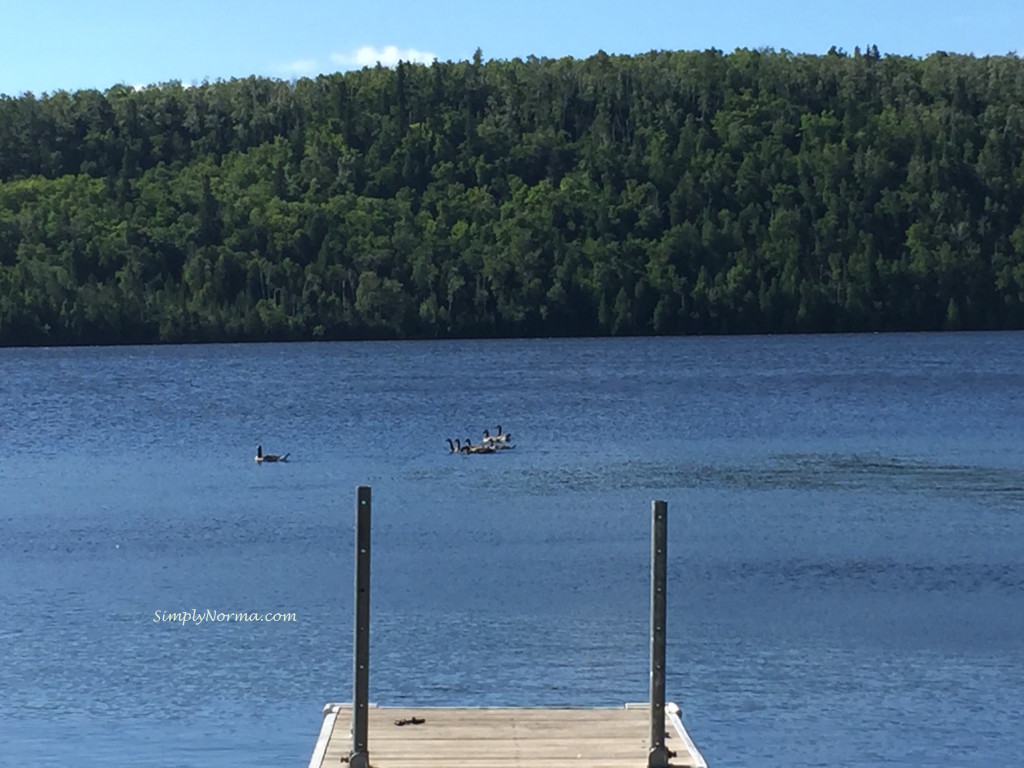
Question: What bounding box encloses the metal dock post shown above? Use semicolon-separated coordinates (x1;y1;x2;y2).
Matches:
349;486;372;768
306;493;708;768
649;499;670;768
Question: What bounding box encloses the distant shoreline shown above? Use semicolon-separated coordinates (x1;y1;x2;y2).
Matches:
2;327;1018;351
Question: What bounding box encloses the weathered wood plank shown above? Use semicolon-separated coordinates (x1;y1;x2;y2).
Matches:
310;705;706;768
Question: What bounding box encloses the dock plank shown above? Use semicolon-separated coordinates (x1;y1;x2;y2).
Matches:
310;705;706;768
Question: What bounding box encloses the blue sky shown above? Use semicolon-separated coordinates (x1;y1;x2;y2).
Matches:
2;0;1022;96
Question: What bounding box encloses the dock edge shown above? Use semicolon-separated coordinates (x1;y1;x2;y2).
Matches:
307;702;706;768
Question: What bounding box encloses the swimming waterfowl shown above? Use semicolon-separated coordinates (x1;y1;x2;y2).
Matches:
482;426;516;450
482;426;512;445
447;429;514;455
255;444;289;463
447;438;470;454
463;438;496;455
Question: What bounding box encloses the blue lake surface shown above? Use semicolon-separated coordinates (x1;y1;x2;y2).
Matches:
1;332;1023;767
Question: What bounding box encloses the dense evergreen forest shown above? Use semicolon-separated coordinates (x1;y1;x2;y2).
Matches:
2;46;1024;345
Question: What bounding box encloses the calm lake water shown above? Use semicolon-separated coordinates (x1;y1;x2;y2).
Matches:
1;333;1023;767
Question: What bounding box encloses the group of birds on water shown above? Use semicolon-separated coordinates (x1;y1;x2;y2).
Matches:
447;425;515;455
254;424;515;463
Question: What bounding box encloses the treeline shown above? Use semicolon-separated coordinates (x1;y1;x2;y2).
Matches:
2;46;1024;345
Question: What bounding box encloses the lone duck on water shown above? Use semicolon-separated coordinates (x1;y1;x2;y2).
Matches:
255;444;289;463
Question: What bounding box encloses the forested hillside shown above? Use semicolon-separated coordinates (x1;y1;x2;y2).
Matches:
2;46;1024;345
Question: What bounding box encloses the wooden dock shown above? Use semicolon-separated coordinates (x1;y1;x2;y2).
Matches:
308;703;707;768
312;489;709;767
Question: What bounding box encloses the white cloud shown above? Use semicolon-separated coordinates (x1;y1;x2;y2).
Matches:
330;45;436;69
279;58;320;76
